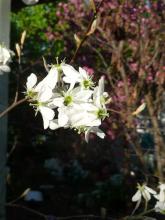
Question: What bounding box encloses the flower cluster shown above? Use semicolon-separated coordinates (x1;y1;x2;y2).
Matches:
25;63;110;142
0;44;12;73
132;182;165;214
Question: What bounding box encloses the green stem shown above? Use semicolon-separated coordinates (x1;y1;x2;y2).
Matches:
124;208;155;220
144;200;148;212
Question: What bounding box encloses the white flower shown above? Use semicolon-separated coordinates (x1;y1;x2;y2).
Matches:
79;67;94;89
77;77;109;127
62;64;80;90
132;183;156;202
155;201;165;213
155;183;165;202
154;183;165;213
93;76;110;108
0;45;11;64
22;0;39;5
131;183;156;214
52;86;93;127
26;72;56;129
0;44;12;73
26;73;39;101
26;66;58;99
62;65;94;90
58;76;109;140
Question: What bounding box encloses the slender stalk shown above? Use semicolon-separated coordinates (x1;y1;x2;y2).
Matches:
7;203;115;220
124;208;155;220
0;97;27;118
70;0;105;63
6;204;47;219
144;200;148;213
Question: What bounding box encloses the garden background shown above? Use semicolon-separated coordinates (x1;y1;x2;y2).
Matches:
3;0;165;219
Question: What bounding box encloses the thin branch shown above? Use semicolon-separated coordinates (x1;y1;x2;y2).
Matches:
107;108;123;115
0;97;27;119
6;203;47;219
7;203;116;220
7;136;18;159
57;215;115;220
70;0;105;63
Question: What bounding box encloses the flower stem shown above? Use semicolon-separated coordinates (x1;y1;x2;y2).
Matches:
124;208;155;220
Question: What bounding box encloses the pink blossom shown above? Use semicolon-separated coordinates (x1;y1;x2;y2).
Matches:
130;63;138;72
83;66;94;75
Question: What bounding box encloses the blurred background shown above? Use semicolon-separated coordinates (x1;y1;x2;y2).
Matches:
4;0;165;219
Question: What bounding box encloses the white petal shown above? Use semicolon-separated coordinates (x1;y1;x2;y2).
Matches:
142;190;151;201
49;120;60;130
93;127;105;139
85;128;91;143
159;191;165;202
53;97;64;107
154;194;159;200
155;201;165;212
85;127;105;142
93;87;101;107
62;64;80;89
72;113;101;127
42;116;49;129
46;66;59;89
71;115;89;127
87;118;101;127
0;65;10;72
40;106;55;120
79;67;88;79
58;108;69;127
62;64;79;79
159;183;165;190
74;89;93;102
26;73;37;90
145;186;156;195
85;113;101;127
63;76;76;91
1;47;11;64
80;103;98;111
132;190;141;202
98;76;105;95
69;109;85;122
93;77;105;107
35;66;58;91
38;86;53;102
